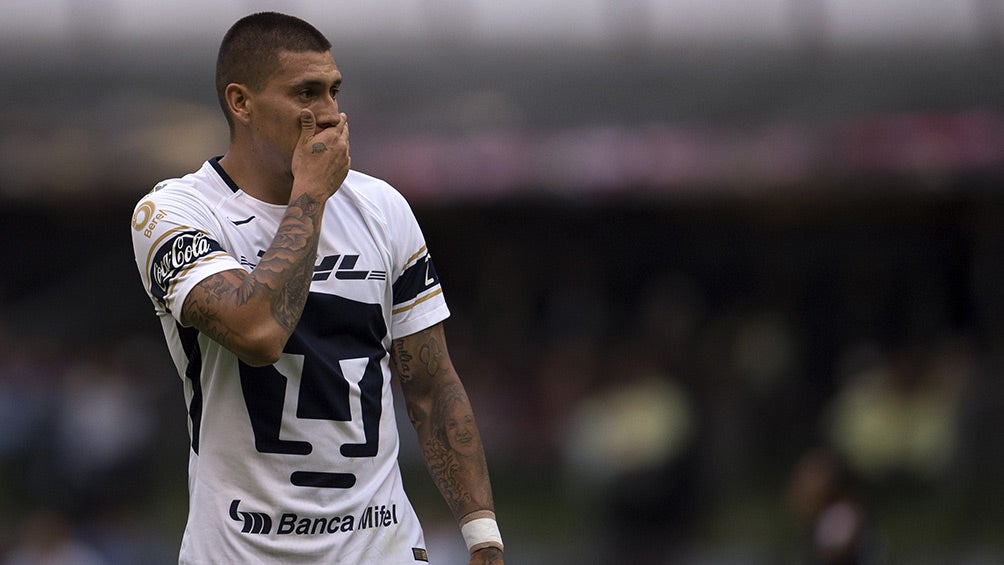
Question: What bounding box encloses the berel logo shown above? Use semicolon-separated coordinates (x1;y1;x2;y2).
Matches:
132;202;155;231
132;201;168;238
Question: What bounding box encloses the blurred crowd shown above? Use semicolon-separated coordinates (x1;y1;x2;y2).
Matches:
0;328;181;564
1;195;1003;564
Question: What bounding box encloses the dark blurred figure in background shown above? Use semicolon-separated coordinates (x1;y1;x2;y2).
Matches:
3;510;107;565
786;448;878;565
561;339;700;564
825;338;969;488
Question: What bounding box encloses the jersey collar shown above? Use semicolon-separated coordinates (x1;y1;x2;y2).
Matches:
209;156;241;194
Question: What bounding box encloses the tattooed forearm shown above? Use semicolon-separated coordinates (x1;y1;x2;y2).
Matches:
255;193;322;331
395;324;496;519
182;281;233;344
182;270;245;342
181;193;325;352
423;434;468;510
424;381;473;512
422;380;493;517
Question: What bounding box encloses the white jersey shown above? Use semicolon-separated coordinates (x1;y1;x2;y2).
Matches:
130;158;449;564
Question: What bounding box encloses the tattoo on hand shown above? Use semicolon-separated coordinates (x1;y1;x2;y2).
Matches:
473;547;504;564
311;142;327;154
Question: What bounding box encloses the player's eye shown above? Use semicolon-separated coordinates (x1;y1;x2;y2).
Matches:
330;87;340;99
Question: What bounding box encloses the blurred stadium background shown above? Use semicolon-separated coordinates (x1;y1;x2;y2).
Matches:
2;1;1004;563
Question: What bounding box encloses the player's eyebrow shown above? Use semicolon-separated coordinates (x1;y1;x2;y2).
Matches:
292;77;342;91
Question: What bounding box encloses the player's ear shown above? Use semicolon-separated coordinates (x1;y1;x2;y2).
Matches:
225;83;253;126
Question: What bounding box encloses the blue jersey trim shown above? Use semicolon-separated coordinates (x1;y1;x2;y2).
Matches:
209;156;241;193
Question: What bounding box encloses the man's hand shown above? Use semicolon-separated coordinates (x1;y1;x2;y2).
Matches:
470;547;504;565
291;109;350;201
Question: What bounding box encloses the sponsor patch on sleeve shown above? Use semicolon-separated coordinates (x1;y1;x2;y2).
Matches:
148;230;225;303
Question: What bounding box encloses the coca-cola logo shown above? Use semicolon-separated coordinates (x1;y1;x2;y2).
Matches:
149;231;224;300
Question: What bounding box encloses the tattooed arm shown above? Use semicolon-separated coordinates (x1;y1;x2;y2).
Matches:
392;323;504;565
180;192;324;366
180;110;350;366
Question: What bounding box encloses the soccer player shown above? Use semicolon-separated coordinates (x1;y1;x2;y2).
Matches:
130;12;504;564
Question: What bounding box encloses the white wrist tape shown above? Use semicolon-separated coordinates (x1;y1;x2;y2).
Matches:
460;510;504;554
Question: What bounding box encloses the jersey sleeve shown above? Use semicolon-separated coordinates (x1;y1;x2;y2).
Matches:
384;189;450;339
130;184;243;323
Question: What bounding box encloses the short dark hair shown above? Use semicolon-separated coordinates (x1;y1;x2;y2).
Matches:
215;12;332;129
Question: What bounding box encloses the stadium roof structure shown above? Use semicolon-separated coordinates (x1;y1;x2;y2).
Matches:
1;0;1002;201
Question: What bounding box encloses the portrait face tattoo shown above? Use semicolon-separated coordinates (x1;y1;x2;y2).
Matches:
446;401;478;458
